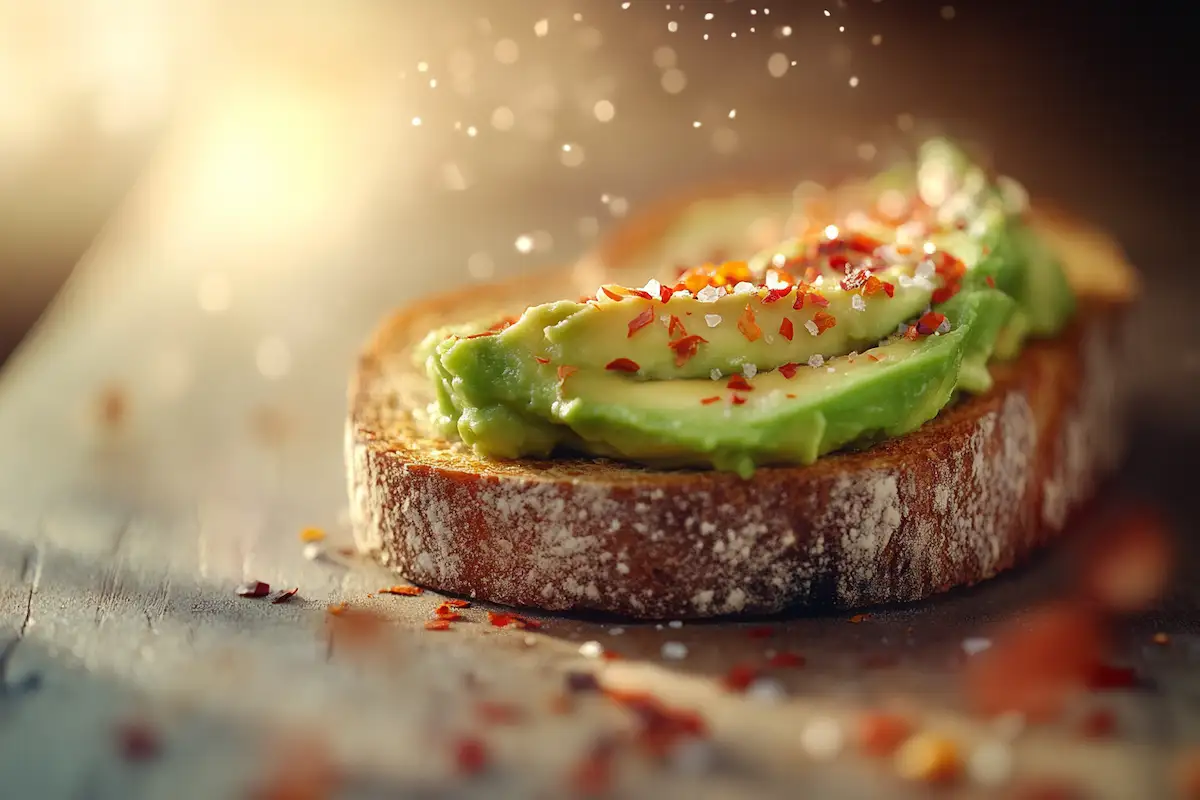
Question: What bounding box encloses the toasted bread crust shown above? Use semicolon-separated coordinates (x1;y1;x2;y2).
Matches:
347;209;1135;619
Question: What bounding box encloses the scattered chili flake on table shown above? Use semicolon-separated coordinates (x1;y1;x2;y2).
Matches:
857;712;912;757
605;358;640;373
236;580;271;598
487;610;542;630
606;689;707;759
116;719;161;762
628;307;655;338
379;585;423;596
299;527;325;543
270;588;299;604
737;304;762;342
1081;503;1172;614
1153;632;1170;645
424;619;452;632
722;664;760;693
745;626;775;640
434;605;464;622
768;651;805;669
454;736;488;776
442;598;471;608
849;613;871;624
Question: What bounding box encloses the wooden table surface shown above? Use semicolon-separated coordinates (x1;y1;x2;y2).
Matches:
2;137;1198;800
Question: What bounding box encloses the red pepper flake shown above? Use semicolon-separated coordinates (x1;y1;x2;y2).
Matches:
722;664;759;693
659;283;674;303
605;358;640;373
737;304;762;342
1086;663;1139;691
556;365;578;382
882;281;895;298
270;588;299;604
868;353;881;361
849;613;871;624
327;603;347;616
443;598;471;608
762;287;791;304
380;585;423;596
986;276;997;289
768;651;806;668
1078;708;1116;739
746;626;775;640
904;324;920;341
778;362;799;379
475;701;522;725
299;527;325;543
667;315;687;338
840;269;870;292
486;610;542;630
668;334;708;367
862;275;895;298
731;395;747;406
829;253;850;272
812;310;837;334
434;605;464;622
454;736;488;776
116;719;161;762
534;356;550;364
626;289;654;300
700;396;721;405
965;601;1105;721
424;619;452;631
786;393;796;399
779;317;794;341
236;580;271;598
916;311;946;336
601;287;625;302
1154;632;1170;645
1082;503;1172;614
857;712;912;757
726;374;754;391
931;285;959;304
627;307;655;338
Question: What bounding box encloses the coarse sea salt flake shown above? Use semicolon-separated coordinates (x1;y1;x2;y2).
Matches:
710;368;722;380
661;641;688;660
579;641;604;658
644;278;662;296
733;281;755;295
743;363;758;378
804;320;820;336
697;286;721;303
808;354;824;368
705;314;722;327
851;295;866;312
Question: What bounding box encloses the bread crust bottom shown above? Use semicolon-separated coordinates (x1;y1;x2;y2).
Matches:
348;294;1127;618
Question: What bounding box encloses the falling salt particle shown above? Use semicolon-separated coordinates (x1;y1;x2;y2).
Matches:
534;18;549;36
823;9;831;16
411;116;422;126
838;26;845;32
937;317;952;334
601;193;611;204
767;52;790;77
808;354;825;368
303;543;322;561
746;678;787;704
573;12;582;21
702;34;709;41
705;314;723;328
743;363;758;378
801;717;844;760
466;126;478;137
962;637;993;656
609;197;630;217
429;79;437;88
730;32;737;38
560;143;585;168
644;279;663;296
923;241;937;255
791;60;797;66
857;142;877;161
417;61;429;72
661;642;688;660
491;106;515;131
621;1;630;7
968;741;1013;787
704;11;714;20
851;295;866;312
593;100;615;122
941;5;956;20
728;109;737;118
661;68;687;94
653;45;678;68
780;25;793;36
824;224;839;239
667;20;678;32
579;641;603;658
494;39;520;64
871;34;883;45
514;235;534;254
849;76;860;87
771;254;786;267
467;252;494;280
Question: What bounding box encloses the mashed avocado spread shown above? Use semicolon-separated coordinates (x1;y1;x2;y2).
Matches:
417;139;1076;477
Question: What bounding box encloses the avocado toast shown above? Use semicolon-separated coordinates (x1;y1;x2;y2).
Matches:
347;139;1138;618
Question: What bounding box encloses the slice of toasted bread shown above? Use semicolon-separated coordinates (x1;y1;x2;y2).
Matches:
347;207;1136;619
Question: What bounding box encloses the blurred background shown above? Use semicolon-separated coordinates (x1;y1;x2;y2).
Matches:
0;0;1193;370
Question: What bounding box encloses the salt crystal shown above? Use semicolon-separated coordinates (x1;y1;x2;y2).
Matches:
579;641;604;658
302;543;322;561
696;286;721;303
851;295;866;312
826;366;835;373
733;281;755;295
645;279;662;296
672;289;692;299
710;368;722;381
801;717;845;760
608;627;625;636
746;677;787;704
937;317;952;334
661;641;688;660
771;253;787;267
804;320;820;336
915;259;936;281
897;274;915;288
808;354;824;368
743;364;758;378
705;314;722;328
668;620;684;629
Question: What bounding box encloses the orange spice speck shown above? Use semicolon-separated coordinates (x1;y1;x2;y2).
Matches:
300;527;326;543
